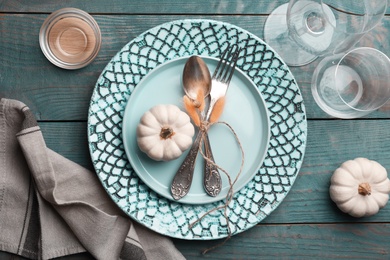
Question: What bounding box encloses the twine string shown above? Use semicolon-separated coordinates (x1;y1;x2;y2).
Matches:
189;119;245;254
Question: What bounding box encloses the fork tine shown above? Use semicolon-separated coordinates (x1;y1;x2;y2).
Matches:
212;44;241;84
220;44;237;81
212;43;231;79
205;44;241;121
225;47;241;84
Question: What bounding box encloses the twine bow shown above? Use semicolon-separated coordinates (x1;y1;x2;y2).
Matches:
183;95;245;254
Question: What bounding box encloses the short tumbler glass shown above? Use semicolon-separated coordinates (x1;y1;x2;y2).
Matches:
311;47;390;118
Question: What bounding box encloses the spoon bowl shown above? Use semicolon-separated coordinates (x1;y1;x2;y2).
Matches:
171;55;221;200
182;56;211;103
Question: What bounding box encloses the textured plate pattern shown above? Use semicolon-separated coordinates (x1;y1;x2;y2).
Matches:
88;19;307;240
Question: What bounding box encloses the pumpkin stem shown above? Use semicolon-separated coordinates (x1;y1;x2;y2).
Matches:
358;183;371;196
160;126;174;139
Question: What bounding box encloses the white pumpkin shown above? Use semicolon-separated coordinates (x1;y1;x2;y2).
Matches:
330;158;390;217
136;104;195;161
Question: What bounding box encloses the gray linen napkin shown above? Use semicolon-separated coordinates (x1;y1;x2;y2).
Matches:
0;98;185;260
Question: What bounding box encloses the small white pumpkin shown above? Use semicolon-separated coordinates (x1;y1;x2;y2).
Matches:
329;158;390;217
136;104;195;161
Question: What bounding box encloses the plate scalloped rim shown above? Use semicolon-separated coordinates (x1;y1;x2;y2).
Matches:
87;18;307;240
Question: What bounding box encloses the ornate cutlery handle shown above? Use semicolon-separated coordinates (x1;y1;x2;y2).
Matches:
170;131;203;200
203;134;222;197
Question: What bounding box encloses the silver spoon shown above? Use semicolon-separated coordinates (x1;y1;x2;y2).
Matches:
182;56;211;106
184;57;222;197
170;56;221;200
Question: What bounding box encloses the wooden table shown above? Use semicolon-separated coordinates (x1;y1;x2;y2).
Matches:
1;1;390;259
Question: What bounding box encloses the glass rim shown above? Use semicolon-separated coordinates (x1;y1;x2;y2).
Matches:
319;0;388;35
335;47;390;112
39;8;102;70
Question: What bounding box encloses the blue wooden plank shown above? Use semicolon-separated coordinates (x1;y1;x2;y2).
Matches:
0;1;287;14
38;119;390;224
174;223;390;259
2;223;389;259
1;1;389;259
1;0;390;15
1;14;390;120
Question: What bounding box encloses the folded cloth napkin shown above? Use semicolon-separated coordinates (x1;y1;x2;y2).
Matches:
0;98;185;260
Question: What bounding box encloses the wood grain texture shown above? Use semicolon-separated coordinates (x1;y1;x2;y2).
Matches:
39;119;390;224
1;14;390;120
2;2;390;259
174;223;390;259
1;224;389;259
0;1;288;14
1;0;390;15
40;121;93;170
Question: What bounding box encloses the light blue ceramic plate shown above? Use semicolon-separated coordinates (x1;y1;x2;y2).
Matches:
122;56;270;204
88;19;307;240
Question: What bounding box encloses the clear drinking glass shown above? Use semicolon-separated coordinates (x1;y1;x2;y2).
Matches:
311;47;390;119
264;0;387;66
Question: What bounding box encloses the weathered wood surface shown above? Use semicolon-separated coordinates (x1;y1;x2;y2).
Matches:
38;120;390;225
1;0;390;15
174;223;390;259
0;1;311;14
1;14;390;120
1;1;390;259
2;223;390;259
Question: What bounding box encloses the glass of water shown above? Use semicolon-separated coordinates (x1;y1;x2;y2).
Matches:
311;47;390;118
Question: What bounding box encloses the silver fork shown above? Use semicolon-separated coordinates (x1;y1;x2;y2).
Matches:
203;44;241;197
170;44;240;200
